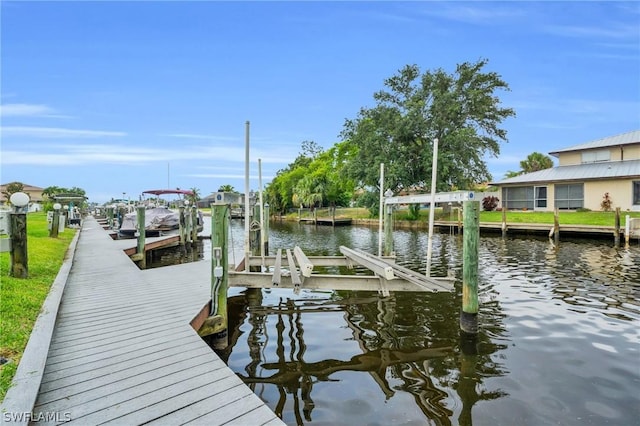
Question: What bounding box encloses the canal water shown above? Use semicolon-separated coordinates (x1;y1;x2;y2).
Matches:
202;219;639;426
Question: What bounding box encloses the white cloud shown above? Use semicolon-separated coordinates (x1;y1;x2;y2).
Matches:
1;126;126;138
0;103;72;118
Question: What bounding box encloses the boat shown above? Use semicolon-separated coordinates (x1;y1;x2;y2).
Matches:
118;189;204;238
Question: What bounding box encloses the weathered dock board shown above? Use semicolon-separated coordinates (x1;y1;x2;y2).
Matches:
2;217;284;425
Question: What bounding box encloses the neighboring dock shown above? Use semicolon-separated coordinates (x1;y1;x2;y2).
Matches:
1;217;285;425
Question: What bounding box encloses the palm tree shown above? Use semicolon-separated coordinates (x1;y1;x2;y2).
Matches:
520;152;554;173
188;187;201;204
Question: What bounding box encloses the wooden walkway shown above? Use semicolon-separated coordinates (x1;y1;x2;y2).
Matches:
4;217;284;425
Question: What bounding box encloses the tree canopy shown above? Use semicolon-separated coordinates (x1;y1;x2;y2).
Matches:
504;152;554;178
341;59;515;194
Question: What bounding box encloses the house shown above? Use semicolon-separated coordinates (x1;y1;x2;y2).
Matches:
0;182;45;212
491;130;640;212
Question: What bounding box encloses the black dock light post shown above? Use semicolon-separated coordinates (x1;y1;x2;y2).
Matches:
49;203;62;238
9;192;30;278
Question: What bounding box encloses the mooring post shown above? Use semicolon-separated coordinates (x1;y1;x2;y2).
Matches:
210;203;229;349
625;215;630;247
501;207;507;238
554;207;560;245
136;206;146;269
384;203;394;256
49;203;61;238
460;200;479;334
263;203;270;255
614;207;620;247
107;207;114;228
457;207;463;233
191;205;198;247
9;192;30;278
178;206;186;245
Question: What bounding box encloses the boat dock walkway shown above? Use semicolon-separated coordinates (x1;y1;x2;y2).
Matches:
1;217;285;425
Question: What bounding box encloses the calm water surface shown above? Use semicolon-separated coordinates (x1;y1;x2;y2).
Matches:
205;220;639;426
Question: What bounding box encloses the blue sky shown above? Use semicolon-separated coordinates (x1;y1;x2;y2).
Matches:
1;1;639;204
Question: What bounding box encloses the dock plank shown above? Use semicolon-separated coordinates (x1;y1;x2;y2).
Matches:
13;216;285;426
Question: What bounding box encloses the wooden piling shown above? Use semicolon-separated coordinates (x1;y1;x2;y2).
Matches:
136;206;146;269
191;206;199;247
9;212;28;278
179;206;186;245
614;207;620;247
384;203;394;256
49;209;60;238
501;208;507;238
209;203;230;349
460;200;479;334
554;208;560;245
625;215;630;247
263;203;270;255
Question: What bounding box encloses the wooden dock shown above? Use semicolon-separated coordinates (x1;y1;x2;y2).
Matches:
1;217;285;425
298;217;352;226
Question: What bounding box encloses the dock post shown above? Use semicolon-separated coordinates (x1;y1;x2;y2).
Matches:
9;193;29;278
49;204;61;238
210;203;229;349
614;207;620;247
501;208;507;238
554;208;560;245
136;206;146;269
384;203;394;256
460;200;479;335
263;203;270;255
457;207;463;233
191;206;199;247
625;215;630;247
179;206;186;245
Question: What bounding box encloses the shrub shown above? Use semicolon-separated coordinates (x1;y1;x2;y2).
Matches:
600;192;612;212
482;195;499;211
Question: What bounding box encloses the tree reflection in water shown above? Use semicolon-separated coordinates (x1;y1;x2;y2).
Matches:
205;287;508;425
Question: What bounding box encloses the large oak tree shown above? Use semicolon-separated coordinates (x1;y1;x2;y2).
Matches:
341;59;515;194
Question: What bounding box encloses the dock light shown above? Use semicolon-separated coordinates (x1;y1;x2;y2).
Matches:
384;189;393;198
10;192;30;213
53;203;62;211
184;200;190;206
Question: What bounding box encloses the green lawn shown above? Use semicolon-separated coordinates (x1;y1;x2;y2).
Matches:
310;207;640;226
0;212;76;400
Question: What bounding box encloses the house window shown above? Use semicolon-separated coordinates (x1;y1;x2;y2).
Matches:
502;186;534;210
581;150;610;164
555;183;584;210
535;186;547;209
633;181;640;205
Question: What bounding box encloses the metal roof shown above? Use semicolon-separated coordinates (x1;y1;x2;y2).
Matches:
549;129;640;156
491;159;640;186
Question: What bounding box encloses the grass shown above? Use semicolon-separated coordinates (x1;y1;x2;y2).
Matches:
285;206;640;226
0;212;76;401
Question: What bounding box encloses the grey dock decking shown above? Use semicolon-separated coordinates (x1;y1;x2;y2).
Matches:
3;217;284;425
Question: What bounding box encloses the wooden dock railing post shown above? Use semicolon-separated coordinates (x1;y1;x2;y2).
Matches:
460;200;479;335
554;208;560;245
136;206;146;269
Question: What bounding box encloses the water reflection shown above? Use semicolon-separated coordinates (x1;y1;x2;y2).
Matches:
204;221;640;425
